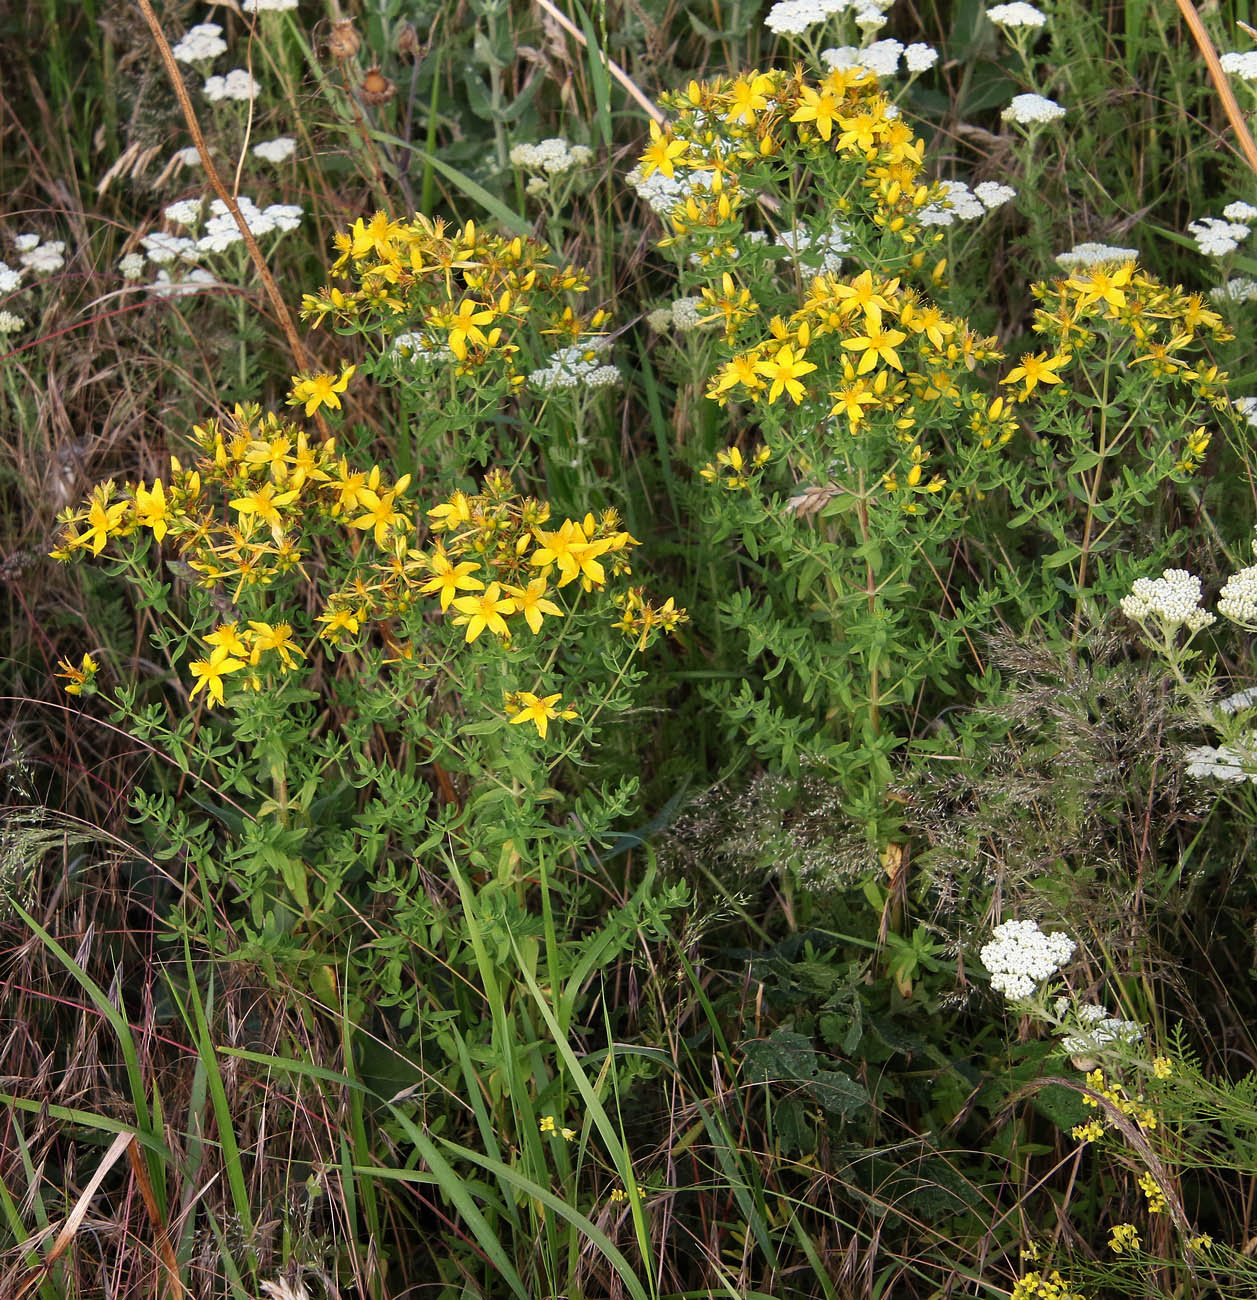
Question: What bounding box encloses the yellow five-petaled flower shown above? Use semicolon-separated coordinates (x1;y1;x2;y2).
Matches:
507;691;576;739
287;364;356;417
189;644;245;708
451;582;515;643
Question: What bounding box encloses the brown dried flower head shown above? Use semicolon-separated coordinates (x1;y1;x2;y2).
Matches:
327;18;361;60
360;65;396;106
396;21;421;59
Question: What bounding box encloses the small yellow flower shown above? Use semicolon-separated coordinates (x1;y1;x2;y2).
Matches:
205;622;250;658
1152;1056;1172;1080
188;644;245;708
790;86;841;141
1187;1233;1213;1251
1109;1223;1141;1254
420;550;485;610
1138;1171;1168;1215
1001;351;1068;396
451;582;515;643
506;690;576;739
288;364;356;417
247;621;304;670
316;607;361;640
504;577;563;634
639;119;688;179
133;480;170;541
55;652;98;696
754;343;817;404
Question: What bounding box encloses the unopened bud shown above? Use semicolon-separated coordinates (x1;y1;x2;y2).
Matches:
396;21;421;58
327;18;361;60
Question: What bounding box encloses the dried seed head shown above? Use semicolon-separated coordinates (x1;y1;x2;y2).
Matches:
327;18;361;59
360;65;396;105
396;21;421;58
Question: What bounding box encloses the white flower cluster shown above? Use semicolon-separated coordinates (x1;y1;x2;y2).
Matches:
981;919;1075;1001
1224;201;1257;221
776;219;852;274
986;2;1047;28
1002;93;1066;124
1210;277;1257;303
17;235;66;274
253;136;297;164
118;252;146;281
203;70;261;102
145;196;303;262
172;22;227;64
391;330;454;363
1219;565;1257;626
765;0;891;36
1188;216;1250;257
150;268;217;299
1221;50;1257;80
1235;396;1257;427
669;296;709;331
509;138;593;176
1121;569;1216;631
171;146;204;168
1055;241;1140;269
625;163;715;216
819;39;938;75
916;179;1015;226
0;260;21;293
1184;740;1257;783
0;310;24;333
1059;1002;1143;1056
528;344;621;390
1219;686;1257;715
243;0;299;10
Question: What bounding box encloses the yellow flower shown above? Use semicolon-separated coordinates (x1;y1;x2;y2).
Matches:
229;481;299;535
507;690;575;738
205;622;250;658
1152;1056;1172;1080
1138;1171;1168;1214
725;73;773;125
316;607;361;640
433;298;496;360
531;519;610;588
351;474;410;548
640;120;688;179
504;577;563;633
1188;1234;1213;1251
1108;1223;1141;1254
55;652;98;696
288;364;356;417
420;550;485;610
840;307;908;374
80;490;129;557
790;86;841;141
1001;351;1068;396
133;480;170;541
247;621;304;669
754;343;817;404
189;644;245;708
451;582;515;643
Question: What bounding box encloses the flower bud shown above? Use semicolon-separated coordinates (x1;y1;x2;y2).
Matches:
327;18;361;60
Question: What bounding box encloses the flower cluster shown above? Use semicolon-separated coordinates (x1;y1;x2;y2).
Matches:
765;0;892;38
1001;93;1066;125
1188;215;1251;257
51;408;686;716
1009;1270;1086;1300
15;233;65;274
172;22;227;64
1218;563;1257;627
1059;1002;1143;1059
986;2;1047;27
1074;1067;1159;1141
1055;242;1141;270
699;443;771;490
821;39;939;77
253;136;297;164
1211;276;1257;303
1120;569;1216;632
1183;740;1257;783
1108;1224;1141;1255
203;69;261;102
509;138;593;177
1220;50;1257;80
980;918;1075;1001
301;213;615;407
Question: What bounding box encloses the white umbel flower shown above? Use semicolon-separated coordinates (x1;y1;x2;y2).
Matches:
0;310;25;333
20;241;66;273
1184;742;1255;782
14;234;40;253
203;69;261;102
981;919;1075;1001
765;0;852;37
1188;217;1250;257
975;180;1016;209
528;342;621;390
1220;50;1257;80
142;231;200;265
1055;241;1140;269
243;0;300;10
172;22;227;63
904;42;939;72
149;267;217;298
1211;277;1257;303
509;138;593;176
164;198;205;229
253;136;297;164
1224;201;1257;222
118;252;146;281
1061;1007;1143;1056
986;2;1047;27
1002;93;1065;124
1219;565;1257;627
1121;568;1215;631
171;146;204;167
1218;686;1257;715
0;260;21;293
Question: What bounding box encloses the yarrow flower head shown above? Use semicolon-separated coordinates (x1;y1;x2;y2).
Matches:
986;2;1048;28
1002;93;1066;125
0;309;24;333
1183;741;1257;783
980;918;1075;1001
1224;201;1257;222
0;260;21;293
1219;564;1257;627
203;69;261;102
1060;1002;1144;1057
1055;241;1140;270
19;240;66;274
172;22;227;63
1188;216;1250;257
1121;568;1215;632
1220;50;1257;80
243;0;299;10
1211;276;1257;303
118;252;146;281
253;136;297;164
904;42;939;71
508;138;594;176
765;0;850;37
